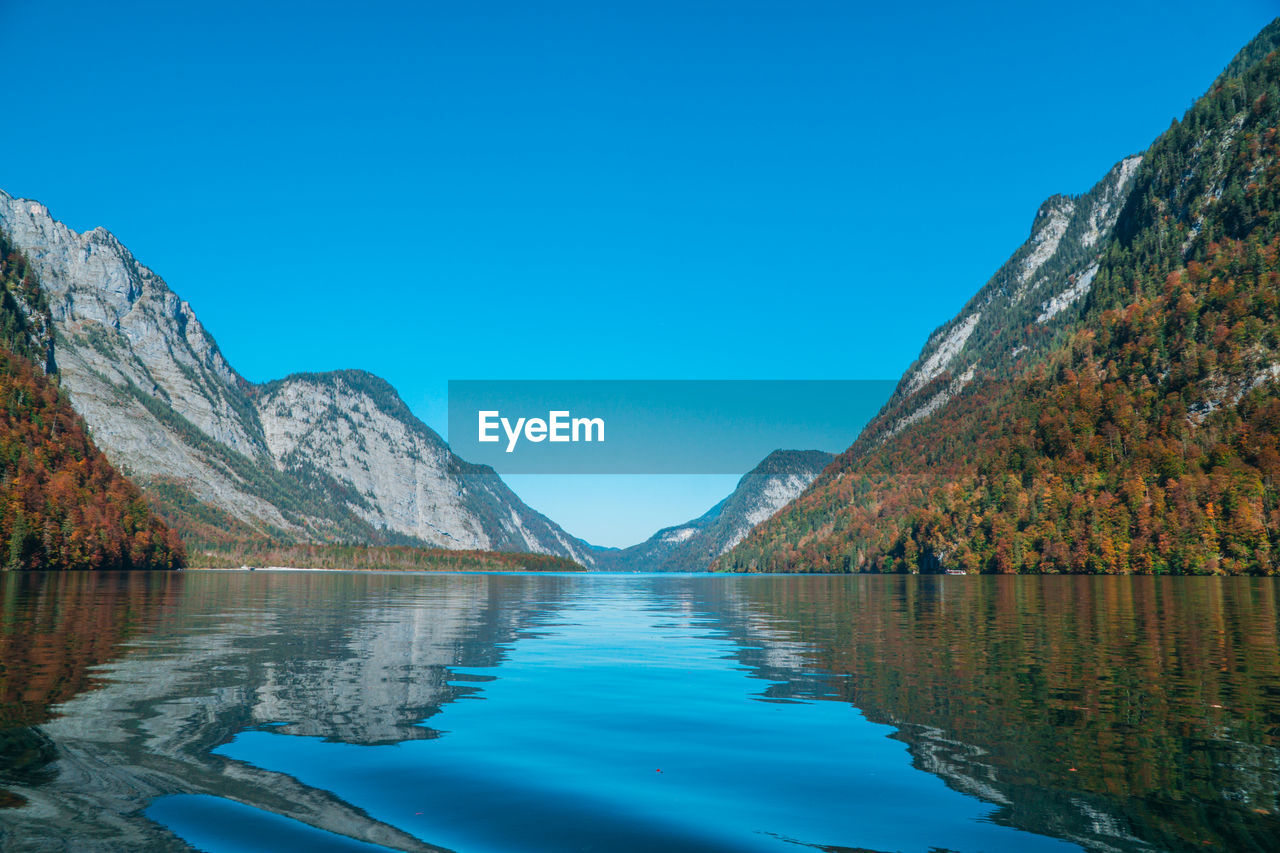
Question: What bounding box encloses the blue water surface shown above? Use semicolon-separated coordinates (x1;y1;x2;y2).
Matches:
156;577;1077;852
13;572;1273;851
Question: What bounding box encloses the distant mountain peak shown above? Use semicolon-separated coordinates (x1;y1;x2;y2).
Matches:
595;449;834;571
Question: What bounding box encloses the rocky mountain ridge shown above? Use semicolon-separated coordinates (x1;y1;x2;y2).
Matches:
0;193;592;562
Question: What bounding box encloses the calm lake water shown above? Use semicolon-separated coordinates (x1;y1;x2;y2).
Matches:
1;572;1279;852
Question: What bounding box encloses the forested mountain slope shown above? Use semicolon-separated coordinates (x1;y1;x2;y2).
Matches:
0;233;183;570
721;19;1280;575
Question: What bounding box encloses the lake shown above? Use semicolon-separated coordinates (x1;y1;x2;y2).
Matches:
1;571;1278;852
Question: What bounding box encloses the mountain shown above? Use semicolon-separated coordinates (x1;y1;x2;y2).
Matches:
251;370;592;561
595;450;833;571
0;195;592;564
0;231;183;570
720;19;1280;575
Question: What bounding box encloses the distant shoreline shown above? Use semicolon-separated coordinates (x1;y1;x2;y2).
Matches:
180;565;582;573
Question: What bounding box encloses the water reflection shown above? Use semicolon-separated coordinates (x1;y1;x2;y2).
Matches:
697;575;1280;851
0;571;184;730
0;571;184;812
203;579;1076;853
0;571;573;850
0;572;1276;852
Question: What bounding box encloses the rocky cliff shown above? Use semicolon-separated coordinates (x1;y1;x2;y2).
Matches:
0;194;590;561
253;370;593;560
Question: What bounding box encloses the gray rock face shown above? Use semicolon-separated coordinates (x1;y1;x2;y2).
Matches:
255;372;485;548
254;370;595;562
595;449;834;572
0;190;589;560
0;197;260;453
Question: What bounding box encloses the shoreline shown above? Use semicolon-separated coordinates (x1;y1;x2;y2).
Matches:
180;565;591;574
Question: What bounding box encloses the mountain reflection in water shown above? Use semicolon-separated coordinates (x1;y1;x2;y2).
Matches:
0;571;1276;852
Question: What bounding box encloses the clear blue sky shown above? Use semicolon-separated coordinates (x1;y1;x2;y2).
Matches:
0;1;1275;546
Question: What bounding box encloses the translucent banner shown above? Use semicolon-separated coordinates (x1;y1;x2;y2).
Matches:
447;380;895;474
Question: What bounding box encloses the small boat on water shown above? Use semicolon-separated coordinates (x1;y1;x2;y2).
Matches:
944;569;967;576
